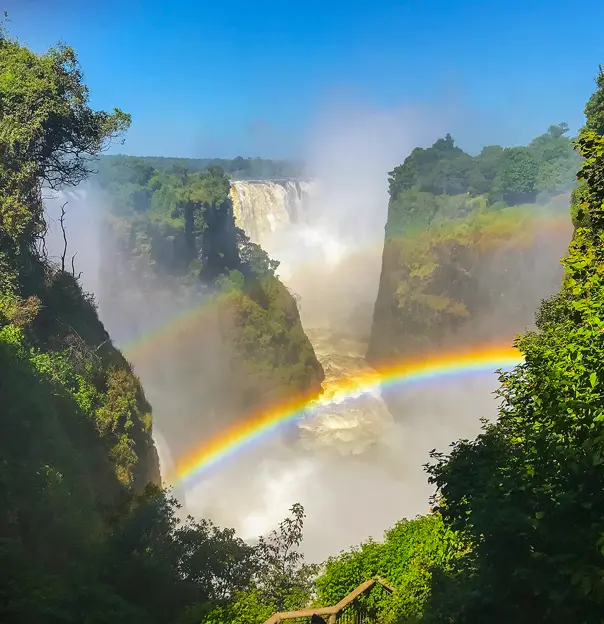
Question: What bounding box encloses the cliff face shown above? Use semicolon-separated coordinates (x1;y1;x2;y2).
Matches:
1;261;161;491
368;131;578;365
95;166;324;465
100;255;324;465
368;194;573;365
0;254;163;623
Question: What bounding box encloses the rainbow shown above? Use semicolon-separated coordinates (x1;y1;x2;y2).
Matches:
167;342;524;488
122;291;226;362
119;206;568;486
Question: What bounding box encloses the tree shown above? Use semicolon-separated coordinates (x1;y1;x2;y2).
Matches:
547;122;570;139
585;65;604;135
467;145;505;196
236;228;280;277
180;166;239;279
495;147;539;205
102;486;257;623
254;503;319;612
315;513;467;623
424;67;604;622
388;134;469;199
0;27;130;245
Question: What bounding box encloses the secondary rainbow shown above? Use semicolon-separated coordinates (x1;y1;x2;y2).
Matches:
167;342;524;488
122;291;227;362
121;211;570;364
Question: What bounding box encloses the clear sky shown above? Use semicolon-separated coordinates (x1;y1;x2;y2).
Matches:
8;0;604;158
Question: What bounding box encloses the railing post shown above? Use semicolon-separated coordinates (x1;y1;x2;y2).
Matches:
328;615;336;624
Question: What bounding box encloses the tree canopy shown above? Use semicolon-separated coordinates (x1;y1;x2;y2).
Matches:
387;123;579;215
5;15;604;624
0;27;129;245
422;68;604;622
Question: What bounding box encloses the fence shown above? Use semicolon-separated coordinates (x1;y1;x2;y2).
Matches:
263;576;395;624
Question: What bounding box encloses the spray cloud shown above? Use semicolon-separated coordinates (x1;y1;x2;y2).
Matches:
42;97;572;563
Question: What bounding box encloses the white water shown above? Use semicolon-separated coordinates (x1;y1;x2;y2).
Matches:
230;180;396;454
47;176;563;561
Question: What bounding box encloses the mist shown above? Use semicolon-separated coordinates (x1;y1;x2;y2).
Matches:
182;102;512;560
187;101;571;561
43;187;103;304
41;96;572;564
43;184;192;503
270;103;447;334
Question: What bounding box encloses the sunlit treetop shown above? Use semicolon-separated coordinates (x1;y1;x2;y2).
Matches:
0;20;130;244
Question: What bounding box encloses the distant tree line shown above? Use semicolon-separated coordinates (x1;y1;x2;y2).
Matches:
96;154;303;184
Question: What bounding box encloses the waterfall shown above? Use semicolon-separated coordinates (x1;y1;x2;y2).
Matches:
230;180;315;247
229;179;395;456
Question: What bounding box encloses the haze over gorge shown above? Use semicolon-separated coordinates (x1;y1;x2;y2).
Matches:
43;118;575;562
8;4;604;621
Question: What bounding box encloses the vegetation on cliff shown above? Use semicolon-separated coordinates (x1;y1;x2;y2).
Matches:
94;151;323;460
369;124;578;363
0;26;319;624
421;66;604;622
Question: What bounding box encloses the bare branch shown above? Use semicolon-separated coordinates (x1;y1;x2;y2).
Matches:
37;217;49;261
71;252;82;280
59;202;68;272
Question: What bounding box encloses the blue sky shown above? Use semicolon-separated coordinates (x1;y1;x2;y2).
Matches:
8;0;604;158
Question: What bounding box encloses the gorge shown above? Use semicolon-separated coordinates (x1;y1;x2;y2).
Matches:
44;149;576;562
181;169;573;559
230;179;394;455
40;127;578;565
7;14;604;623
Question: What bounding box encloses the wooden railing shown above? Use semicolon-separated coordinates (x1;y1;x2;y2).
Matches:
263;576;395;624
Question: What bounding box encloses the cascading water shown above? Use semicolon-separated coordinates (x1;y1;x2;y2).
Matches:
230;180;395;454
230;179;314;240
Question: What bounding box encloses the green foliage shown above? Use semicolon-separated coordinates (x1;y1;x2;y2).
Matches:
423;69;604;622
0;29;129;244
201;588;275;624
467;145;504;196
371;122;577;364
388;134;472;200
584;65;604;135
315;514;467;623
0;321;126;621
221;272;323;400
494;146;539;204
99;486;258;624
387;125;578;209
198;503;318;623
255;503;319;612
